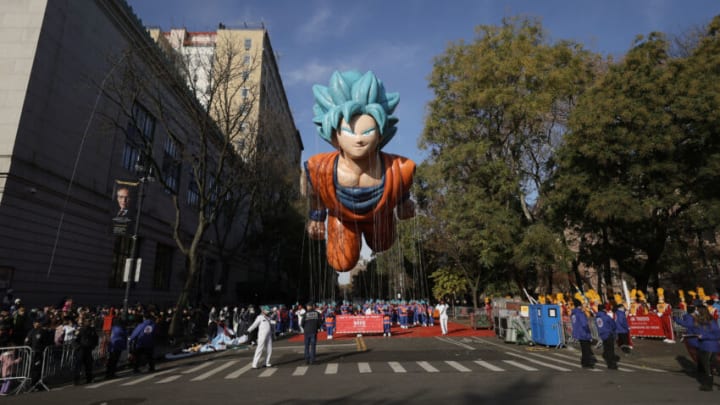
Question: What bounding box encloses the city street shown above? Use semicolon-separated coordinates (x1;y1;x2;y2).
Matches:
6;331;716;404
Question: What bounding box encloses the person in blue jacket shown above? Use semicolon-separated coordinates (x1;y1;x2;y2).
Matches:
674;304;701;373
596;305;619;369
614;303;631;353
692;305;720;391
105;317;127;379
571;299;596;368
129;312;156;373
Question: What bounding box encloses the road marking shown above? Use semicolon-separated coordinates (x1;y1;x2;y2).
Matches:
474;360;505;372
445;360;471;372
417;361;439;372
155;375;182;384
325;363;339;374
86;377;130;389
225;363;253;379
502;360;538;371
183;361;214;374
293;366;309;376
505;352;571;371
435;336;475;350
122;368;176;386
358;362;372;373
522;352;582;368
190;360;239;381
388;361;406;373
551;352;662;372
259;368;277;378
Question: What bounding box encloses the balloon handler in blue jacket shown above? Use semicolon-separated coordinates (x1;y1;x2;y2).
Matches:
680;305;720;391
129;312;156;373
595;305;619;370
571;298;597;368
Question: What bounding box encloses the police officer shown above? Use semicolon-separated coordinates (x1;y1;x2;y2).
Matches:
301;303;322;364
24;318;50;387
73;316;99;384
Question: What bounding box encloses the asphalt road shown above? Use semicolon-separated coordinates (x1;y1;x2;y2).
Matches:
6;334;717;405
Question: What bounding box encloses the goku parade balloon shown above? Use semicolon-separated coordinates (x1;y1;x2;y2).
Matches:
304;70;416;272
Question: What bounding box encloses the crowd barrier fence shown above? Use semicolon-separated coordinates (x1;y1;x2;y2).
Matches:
0;345;32;396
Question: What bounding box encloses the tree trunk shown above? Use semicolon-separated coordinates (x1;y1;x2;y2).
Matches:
169;254;199;338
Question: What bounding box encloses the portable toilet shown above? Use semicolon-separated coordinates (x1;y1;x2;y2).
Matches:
529;304;563;347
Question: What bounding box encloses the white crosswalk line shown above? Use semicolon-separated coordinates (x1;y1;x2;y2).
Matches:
122;368;176;386
183;361;215;374
358;362;372;373
293;366;309;376
225;363;253;379
259;368;277;378
502;360;539;371
474;360;505;372
191;360;239;381
417;361;439;372
524;352;582;368
325;363;339;375
155;375;182;384
388;361;406;373
86;376;130;389
445;361;471;372
551;352;652;372
505;352;571;371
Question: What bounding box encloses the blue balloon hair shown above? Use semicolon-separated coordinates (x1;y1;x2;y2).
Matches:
312;70;399;150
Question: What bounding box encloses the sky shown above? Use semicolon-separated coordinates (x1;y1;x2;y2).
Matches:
124;1;717;283
126;0;719;166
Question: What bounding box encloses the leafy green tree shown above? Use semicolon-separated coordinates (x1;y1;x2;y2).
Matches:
429;267;468;304
418;16;598;301
549;17;720;292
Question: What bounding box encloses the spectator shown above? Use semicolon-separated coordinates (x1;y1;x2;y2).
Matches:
11;306;29;346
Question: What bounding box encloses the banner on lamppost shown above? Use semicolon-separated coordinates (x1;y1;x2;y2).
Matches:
112;179;138;236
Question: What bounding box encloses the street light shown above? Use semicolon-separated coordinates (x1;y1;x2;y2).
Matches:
122;159;155;320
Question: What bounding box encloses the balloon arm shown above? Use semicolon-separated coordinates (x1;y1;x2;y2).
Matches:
307;220;326;240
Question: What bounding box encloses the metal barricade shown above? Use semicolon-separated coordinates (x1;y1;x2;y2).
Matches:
33;345;76;391
0;346;32;395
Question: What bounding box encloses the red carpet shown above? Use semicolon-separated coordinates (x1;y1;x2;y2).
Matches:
288;322;494;342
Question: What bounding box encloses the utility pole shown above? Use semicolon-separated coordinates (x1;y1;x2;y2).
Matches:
122;163;154;320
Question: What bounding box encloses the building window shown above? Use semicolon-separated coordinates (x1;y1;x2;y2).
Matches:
242;70;250;81
241;87;249;100
187;169;200;207
152;243;173;290
162;137;182;194
244;38;251;50
243;55;250;65
122;102;156;172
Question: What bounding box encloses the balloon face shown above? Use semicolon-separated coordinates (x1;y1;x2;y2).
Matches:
335;114;380;160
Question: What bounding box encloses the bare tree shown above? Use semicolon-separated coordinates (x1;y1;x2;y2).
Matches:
99;33;286;336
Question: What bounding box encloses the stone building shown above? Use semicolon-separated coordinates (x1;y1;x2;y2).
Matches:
0;0;302;308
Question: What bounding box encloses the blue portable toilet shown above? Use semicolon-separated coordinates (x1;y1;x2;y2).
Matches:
529;304;563;346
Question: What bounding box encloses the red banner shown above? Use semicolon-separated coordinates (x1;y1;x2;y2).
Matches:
335;315;384;334
628;314;666;338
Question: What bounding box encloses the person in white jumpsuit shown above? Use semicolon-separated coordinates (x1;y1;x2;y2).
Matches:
246;306;275;368
437;299;449;335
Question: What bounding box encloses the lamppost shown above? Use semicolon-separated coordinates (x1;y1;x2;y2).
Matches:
122;160;154;320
